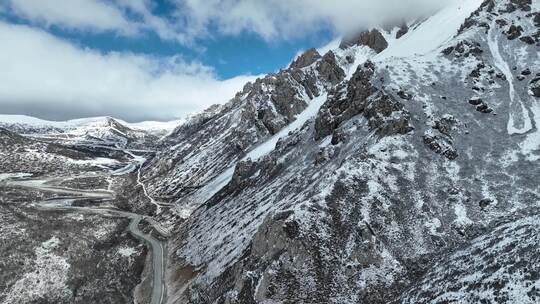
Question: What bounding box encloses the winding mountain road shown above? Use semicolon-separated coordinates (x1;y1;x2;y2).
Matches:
3;167;168;304
37;204;167;304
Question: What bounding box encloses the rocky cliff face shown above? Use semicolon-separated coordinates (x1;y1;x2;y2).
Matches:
141;0;540;303
141;48;346;211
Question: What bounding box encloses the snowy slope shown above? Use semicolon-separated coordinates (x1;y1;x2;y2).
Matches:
145;1;540;303
376;0;484;60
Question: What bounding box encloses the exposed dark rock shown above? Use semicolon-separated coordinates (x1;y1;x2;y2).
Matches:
479;199;493;209
397;90;413;100
476;103;493;113
520;36;536;44
316;51;346;85
442;46;455;55
396;24;409;39
530;77;540;97
510;0;532;11
433;116;457;137
447;40;484;58
496;19;508;27
290;48;322;69
423;133;458;160
468;97;483;105
339;29;389;53
506;25;523;40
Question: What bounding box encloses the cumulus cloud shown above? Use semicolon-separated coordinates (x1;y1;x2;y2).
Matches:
6;0;135;35
5;0;457;44
0;21;257;122
0;0;460;122
4;0;192;43
176;0;456;40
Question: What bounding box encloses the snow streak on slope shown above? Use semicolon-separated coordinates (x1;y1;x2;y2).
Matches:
487;22;532;135
177;93;329;218
375;0;484;60
520;103;540;161
124;150;163;214
244;93;328;161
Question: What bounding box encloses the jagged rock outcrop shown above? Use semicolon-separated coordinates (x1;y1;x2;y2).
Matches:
396;24;409;39
314;61;412;140
316;51;346;85
530;76;540;96
339;29;389;53
142;47;345;202
290;48;322;69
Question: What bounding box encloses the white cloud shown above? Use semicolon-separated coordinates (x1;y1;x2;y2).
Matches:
0;21;257;121
115;0;191;44
176;0;456;40
6;0;136;35
4;0;457;45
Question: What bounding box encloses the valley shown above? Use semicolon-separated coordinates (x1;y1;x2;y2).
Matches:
1;0;539;303
0;119;172;303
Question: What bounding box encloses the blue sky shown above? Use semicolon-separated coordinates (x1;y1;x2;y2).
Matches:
0;0;448;121
0;0;334;79
1;1;334;79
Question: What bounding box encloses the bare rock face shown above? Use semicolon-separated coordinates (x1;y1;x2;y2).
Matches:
314;62;376;140
314;61;411;140
142;39;344;204
396;24;409;39
530;76;540;97
290;48;322;69
316;51;346;85
339;29;389;53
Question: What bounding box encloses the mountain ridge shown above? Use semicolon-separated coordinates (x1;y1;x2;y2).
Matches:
130;0;540;302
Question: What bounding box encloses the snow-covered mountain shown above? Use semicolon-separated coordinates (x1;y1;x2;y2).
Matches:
1;0;539;303
128;0;540;303
0;115;181;148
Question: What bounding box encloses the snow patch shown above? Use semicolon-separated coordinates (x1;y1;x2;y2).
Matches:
487;22;532;135
2;237;71;303
0;172;32;182
244;93;328;161
375;0;484;60
454;203;472;226
67;157;119;166
118;246;137;258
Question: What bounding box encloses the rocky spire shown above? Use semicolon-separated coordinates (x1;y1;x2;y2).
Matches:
290;48;322;69
339;29;389;53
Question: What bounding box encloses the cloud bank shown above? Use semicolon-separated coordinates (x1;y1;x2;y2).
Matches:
0;0;458;121
7;0;135;35
6;0;456;43
0;21;257;122
175;0;455;41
